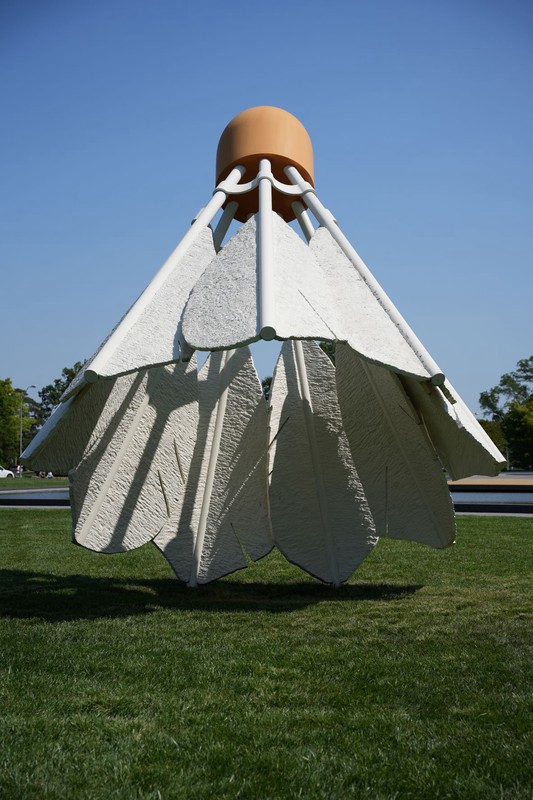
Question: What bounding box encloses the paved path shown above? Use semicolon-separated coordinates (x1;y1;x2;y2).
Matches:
449;473;533;489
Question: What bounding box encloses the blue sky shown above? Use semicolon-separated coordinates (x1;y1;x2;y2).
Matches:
1;0;532;413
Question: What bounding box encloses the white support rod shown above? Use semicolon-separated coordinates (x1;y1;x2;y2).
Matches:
212;201;238;251
292;201;315;243
81;166;246;385
285;166;445;386
257;159;276;340
189;349;233;587
293;341;340;587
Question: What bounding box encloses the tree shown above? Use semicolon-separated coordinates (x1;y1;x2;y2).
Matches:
477;418;507;460
0;379;20;464
0;381;46;464
261;376;272;403
319;341;336;365
38;361;85;422
501;400;533;470
479;356;533;470
22;395;42;454
479;356;533;420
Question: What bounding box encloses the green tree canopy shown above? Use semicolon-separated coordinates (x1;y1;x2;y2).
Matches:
479;356;533;470
0;380;47;464
501;400;533;470
477;418;507;456
38;362;85;422
319;341;336;364
479;355;533;420
0;378;20;464
0;363;85;466
261;376;272;403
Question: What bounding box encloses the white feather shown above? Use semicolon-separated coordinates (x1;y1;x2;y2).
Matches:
310;227;430;380
399;376;506;479
336;344;455;548
154;347;273;585
64;228;216;399
182;214;339;350
71;359;199;553
268;340;377;585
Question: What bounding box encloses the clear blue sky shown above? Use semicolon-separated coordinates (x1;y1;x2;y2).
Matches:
1;0;532;413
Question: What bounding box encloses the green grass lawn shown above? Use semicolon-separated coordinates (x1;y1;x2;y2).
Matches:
0;477;69;490
0;511;532;799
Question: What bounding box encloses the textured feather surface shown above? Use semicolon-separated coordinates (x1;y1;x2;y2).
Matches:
268;341;377;585
64;228;216;398
71;360;199;553
310;227;429;380
182;214;338;350
336;344;455;548
21;378;117;474
400;376;506;479
154;347;272;585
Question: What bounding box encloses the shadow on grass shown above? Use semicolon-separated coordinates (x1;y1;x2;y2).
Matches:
0;569;423;622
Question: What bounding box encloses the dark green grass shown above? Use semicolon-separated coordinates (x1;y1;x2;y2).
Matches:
0;477;69;491
0;510;532;799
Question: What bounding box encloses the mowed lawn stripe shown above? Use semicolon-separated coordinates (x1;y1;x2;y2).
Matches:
0;510;531;799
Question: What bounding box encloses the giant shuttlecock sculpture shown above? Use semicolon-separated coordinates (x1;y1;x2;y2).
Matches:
23;106;505;587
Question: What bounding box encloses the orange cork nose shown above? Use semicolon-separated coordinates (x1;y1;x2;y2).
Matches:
216;106;314;222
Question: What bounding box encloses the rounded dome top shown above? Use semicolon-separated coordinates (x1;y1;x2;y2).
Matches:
216;106;314;222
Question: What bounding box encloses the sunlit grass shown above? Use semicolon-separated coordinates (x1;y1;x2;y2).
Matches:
0;477;69;490
0;510;532;799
